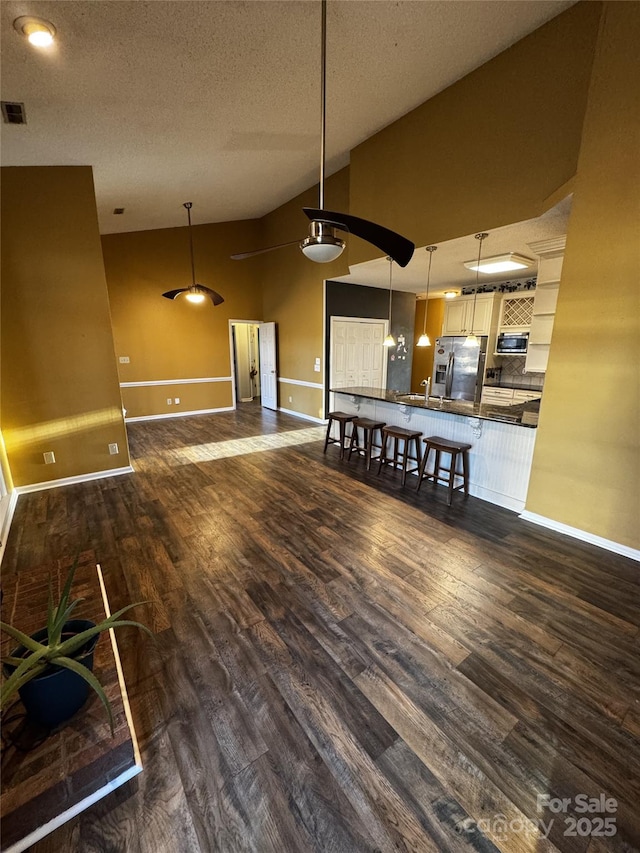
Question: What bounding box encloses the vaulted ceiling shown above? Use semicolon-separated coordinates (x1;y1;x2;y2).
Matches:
2;0;574;235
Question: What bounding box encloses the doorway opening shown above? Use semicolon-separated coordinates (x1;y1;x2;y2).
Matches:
229;321;261;406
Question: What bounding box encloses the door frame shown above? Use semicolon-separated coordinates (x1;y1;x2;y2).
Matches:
228;319;262;409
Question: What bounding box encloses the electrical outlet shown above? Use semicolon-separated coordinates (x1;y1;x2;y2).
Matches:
108;443;119;455
43;451;56;464
314;363;321;372
174;397;180;404
167;398;172;405
119;356;130;363
288;396;293;403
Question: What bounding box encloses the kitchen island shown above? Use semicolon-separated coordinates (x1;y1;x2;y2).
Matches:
331;387;539;512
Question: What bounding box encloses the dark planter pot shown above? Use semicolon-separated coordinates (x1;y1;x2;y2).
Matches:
5;619;99;729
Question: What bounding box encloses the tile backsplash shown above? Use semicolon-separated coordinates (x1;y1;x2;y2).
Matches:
487;356;545;390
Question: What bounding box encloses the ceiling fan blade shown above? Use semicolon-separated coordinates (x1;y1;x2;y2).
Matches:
162;288;186;300
303;208;415;267
231;240;301;260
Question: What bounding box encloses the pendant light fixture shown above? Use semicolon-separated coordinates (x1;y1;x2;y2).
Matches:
383;256;396;347
162;203;224;306
463;232;488;347
416;245;437;347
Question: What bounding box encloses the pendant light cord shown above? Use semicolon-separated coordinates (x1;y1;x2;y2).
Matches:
319;0;327;210
423;246;436;334
184;202;196;288
470;233;488;331
387;256;393;324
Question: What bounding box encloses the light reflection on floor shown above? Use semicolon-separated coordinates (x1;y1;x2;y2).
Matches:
164;426;326;465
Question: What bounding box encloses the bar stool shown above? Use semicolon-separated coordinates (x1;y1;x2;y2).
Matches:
348;417;386;470
323;412;357;459
416;436;472;505
377;425;423;486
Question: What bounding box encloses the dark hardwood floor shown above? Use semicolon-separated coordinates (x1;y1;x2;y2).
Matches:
3;402;639;852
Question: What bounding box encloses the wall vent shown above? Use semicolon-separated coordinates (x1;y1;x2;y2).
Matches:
1;101;27;124
113;208;125;215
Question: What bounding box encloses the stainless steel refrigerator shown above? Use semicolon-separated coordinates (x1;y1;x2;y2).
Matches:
431;336;488;402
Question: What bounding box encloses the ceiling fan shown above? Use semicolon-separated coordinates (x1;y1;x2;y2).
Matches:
163;202;224;305
231;0;415;268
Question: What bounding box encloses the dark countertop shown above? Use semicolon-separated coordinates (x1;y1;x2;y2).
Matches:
332;386;539;428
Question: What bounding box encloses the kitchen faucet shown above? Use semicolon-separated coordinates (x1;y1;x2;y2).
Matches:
419;377;431;401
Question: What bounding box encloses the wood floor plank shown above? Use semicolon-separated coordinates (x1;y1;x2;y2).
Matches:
2;403;636;853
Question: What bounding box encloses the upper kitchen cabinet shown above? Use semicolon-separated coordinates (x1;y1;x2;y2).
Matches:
442;293;498;336
498;292;535;333
525;237;566;373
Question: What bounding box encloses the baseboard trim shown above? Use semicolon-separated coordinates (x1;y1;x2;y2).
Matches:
278;406;327;425
519;510;640;562
0;490;19;566
125;406;234;423
15;466;134;495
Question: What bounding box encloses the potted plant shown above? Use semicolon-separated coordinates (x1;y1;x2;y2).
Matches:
1;558;150;733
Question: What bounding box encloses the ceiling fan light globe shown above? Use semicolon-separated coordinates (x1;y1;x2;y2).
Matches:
185;291;206;304
300;237;345;263
416;333;431;347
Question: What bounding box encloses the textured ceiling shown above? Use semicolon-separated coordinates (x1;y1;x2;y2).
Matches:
1;0;575;235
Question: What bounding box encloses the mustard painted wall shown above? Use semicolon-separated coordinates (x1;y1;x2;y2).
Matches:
102;218;262;419
411;298;445;393
1;166;129;487
348;1;602;261
260;168;350;420
526;2;640;549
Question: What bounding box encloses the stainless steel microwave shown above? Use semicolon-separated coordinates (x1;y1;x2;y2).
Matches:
496;332;528;354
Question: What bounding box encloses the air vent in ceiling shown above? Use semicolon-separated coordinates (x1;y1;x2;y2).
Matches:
113;208;125;215
1;101;27;124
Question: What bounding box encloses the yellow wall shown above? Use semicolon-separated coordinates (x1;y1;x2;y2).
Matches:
411;298;445;393
1;167;129;486
102;218;262;419
348;1;601;261
526;2;640;548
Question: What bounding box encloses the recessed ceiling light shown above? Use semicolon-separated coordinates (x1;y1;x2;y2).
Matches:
13;16;56;48
443;290;458;299
463;253;534;274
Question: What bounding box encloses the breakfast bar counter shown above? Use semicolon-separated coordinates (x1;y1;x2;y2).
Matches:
331;387;540;512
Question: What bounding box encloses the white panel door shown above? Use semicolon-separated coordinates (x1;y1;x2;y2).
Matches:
330;318;387;391
259;322;277;410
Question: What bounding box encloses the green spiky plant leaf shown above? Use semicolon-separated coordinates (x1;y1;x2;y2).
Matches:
1;555;151;734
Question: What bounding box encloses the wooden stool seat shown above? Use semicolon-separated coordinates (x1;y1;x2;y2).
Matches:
416;435;472;505
377;425;423;486
348;417;386;470
323;411;357;459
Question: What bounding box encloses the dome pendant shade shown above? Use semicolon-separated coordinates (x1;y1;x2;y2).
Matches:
416;333;431;348
383;334;396;348
162;203;224;306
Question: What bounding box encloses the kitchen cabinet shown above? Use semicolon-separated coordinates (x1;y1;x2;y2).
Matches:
525;237;565;373
442;293;496;336
498;293;535;333
482;386;542;406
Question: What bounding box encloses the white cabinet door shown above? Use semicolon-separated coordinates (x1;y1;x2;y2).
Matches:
442;299;469;335
525;344;550;373
513;390;542;403
469;296;494;335
481;387;514;406
529;314;555;345
533;283;559;314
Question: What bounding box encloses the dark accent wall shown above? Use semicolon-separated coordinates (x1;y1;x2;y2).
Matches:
324;280;416;412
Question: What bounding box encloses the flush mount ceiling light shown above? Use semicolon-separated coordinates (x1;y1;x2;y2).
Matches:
162;203;224;306
416;245;437;348
463;252;533;274
383;257;396;348
464;232;488;347
443;290;459;299
13;16;56;47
